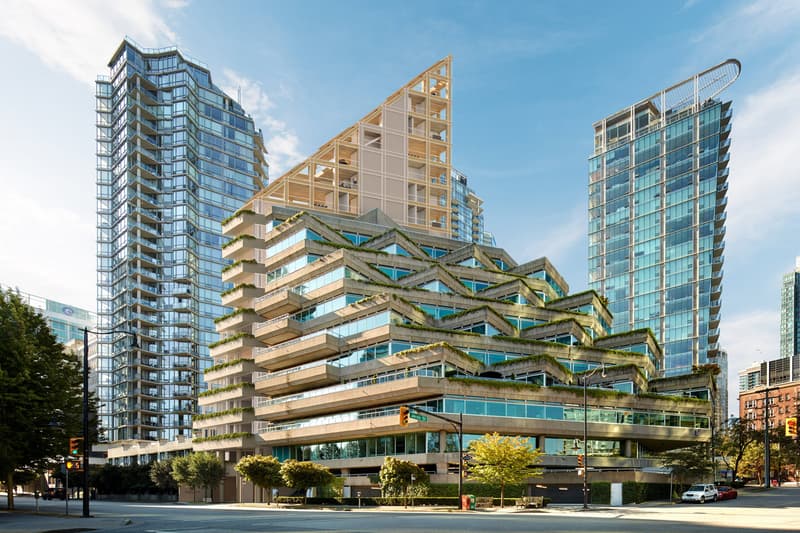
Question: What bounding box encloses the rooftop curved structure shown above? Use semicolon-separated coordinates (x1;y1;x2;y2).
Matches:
593;59;741;148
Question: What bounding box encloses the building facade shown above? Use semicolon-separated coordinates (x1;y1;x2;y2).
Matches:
589;60;740;378
95;39;267;442
739;355;800;431
739;380;800;433
192;60;713;502
451;168;494;246
200;204;713;501
780;258;800;358
2;286;96;344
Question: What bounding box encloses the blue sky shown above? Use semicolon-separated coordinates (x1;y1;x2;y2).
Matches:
1;0;799;415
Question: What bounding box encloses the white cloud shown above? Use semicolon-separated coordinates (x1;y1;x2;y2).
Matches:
720;308;780;413
0;0;179;86
726;71;800;244
219;69;304;176
516;206;586;268
0;189;96;310
696;0;800;53
0;0;182;309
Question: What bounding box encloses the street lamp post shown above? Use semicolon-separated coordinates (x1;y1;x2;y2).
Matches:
82;327;136;518
582;364;605;510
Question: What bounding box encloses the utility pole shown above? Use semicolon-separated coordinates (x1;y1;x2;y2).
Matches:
765;386;771;489
406;406;463;509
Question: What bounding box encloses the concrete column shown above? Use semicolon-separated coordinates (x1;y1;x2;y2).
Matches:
623;440;633;458
439;430;447;452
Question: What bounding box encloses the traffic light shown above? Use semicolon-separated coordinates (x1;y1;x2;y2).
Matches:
786;417;798;437
577;454;584;468
69;437;83;456
65;459;81;470
399;406;409;426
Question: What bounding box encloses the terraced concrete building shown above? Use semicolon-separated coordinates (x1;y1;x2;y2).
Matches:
194;59;714;502
201;206;713;500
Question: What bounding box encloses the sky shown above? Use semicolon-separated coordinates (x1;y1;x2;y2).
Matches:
1;0;799;416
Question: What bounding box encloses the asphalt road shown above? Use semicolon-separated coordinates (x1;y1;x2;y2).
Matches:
2;486;799;533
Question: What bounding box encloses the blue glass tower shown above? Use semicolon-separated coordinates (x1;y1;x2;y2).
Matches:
780;258;800;358
95;39;267;441
588;60;739;377
451;168;494;246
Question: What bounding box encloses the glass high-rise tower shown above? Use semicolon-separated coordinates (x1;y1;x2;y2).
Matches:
95;39;267;442
588;60;740;377
780;257;800;358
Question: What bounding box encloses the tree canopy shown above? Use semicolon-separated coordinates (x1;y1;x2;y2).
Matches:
235;454;283;503
466;432;543;507
0;289;86;510
379;457;429;504
661;443;712;489
280;460;335;503
170;453;225;501
149;459;178;494
717;419;759;483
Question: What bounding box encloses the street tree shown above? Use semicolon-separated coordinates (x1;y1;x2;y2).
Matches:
717;419;759;483
190;452;225;501
0;289;86;510
280;460;335;503
234;455;283;504
171;455;199;501
467;432;544;507
661;444;712;490
150;459;178;494
378;457;429;505
740;440;765;485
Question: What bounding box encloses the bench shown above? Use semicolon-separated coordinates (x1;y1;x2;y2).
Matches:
476;496;494;508
516;496;544;509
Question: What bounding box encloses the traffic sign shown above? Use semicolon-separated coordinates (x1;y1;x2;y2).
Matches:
409;412;428;422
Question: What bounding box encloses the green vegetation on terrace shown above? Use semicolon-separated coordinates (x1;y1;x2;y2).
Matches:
545;289;607;307
491;334;651;361
220;283;256;297
193;407;254;421
221;234;257;249
447;376;541;391
593;327;658;343
520;317;584;332
221;259;257;273
204;358;253;374
213;308;257;323
221;208;257;226
193;432;252;443
392;341;482;365
492;353;569;372
207;332;254;349
197;382;254;398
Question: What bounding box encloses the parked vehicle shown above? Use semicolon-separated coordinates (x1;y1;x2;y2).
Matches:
43;487;65;500
716;486;738;500
681;483;718;503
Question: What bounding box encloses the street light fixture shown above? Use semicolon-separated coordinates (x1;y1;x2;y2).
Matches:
581;363;605;510
81;327;137;518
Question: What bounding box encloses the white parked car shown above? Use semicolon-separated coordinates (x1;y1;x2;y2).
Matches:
681;483;718;503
